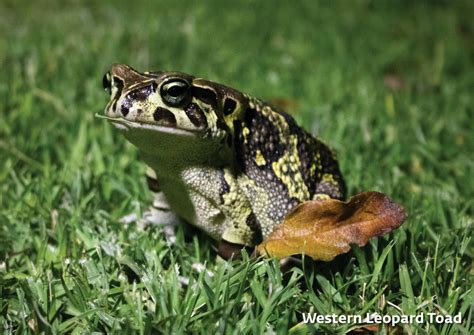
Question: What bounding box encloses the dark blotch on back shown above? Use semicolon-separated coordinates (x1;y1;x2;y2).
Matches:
153;107;176;125
185;103;207;128
223;98;237;116
192;87;218;107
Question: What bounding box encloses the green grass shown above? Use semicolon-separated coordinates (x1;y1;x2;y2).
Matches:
1;0;473;333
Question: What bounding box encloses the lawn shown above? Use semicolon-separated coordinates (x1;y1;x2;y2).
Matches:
1;0;473;333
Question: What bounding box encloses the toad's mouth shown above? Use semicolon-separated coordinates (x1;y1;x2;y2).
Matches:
95;113;200;137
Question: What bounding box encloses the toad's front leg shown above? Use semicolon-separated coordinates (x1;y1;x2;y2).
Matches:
141;167;179;243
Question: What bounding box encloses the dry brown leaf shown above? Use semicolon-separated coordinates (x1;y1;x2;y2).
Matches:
257;192;406;261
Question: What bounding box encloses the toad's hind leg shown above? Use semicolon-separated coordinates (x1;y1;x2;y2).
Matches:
142;166;179;243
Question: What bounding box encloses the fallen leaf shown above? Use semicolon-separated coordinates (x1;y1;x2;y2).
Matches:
257;192;406;261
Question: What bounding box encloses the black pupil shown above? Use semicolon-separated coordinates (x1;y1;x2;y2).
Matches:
167;84;186;97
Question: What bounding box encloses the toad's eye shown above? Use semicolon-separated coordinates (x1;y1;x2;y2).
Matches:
103;72;112;94
160;78;190;107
